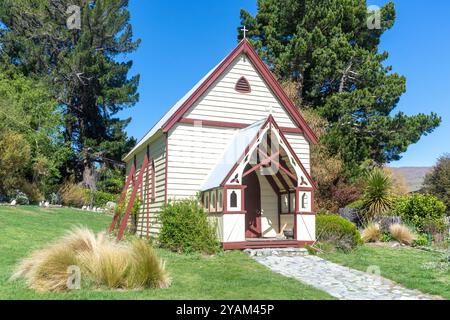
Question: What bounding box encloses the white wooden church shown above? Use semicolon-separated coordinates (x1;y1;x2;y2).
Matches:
121;39;317;250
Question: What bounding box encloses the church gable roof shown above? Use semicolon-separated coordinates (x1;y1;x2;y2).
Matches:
201;115;316;191
124;39;317;161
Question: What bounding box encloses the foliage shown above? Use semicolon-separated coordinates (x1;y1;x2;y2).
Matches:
300;108;346;211
423;154;450;211
7;190;30;205
0;130;31;195
331;183;363;210
391;194;447;233
50;193;63;205
389;223;416;245
300;105;362;211
412;234;429;247
11;227;170;292
316;214;362;251
347;200;364;209
0;0;138;188
115;194;140;216
361;223;380;243
159;199;220;254
0;70;68;198
96;168;125;195
380;232;392;242
361;168;393;220
87;190;118;208
19;181;44;203
240;0;441;176
59;182;89;208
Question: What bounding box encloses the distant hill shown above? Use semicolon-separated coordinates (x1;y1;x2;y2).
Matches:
389;167;432;192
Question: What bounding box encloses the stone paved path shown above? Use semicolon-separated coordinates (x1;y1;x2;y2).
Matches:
254;255;437;300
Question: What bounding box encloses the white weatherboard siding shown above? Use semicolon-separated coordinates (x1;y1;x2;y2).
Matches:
184;54;296;128
125;135;166;238
257;171;278;238
167;123;237;199
223;214;246;242
297;214;316;241
284;132;311;174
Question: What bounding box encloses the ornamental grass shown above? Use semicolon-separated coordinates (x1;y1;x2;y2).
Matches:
11;227;170;292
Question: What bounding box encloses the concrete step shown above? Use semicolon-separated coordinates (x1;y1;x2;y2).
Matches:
244;247;309;257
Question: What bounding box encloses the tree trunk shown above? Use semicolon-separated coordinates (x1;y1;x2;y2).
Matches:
82;150;96;191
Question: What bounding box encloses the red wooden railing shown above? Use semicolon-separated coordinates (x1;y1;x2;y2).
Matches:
109;161;136;233
116;153;149;240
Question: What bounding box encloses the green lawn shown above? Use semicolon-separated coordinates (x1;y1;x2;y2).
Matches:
321;245;450;299
0;205;332;300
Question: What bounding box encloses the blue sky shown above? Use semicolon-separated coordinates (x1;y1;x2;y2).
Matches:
119;0;450;167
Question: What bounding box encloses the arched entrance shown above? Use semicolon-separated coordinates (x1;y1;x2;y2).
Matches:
243;164;261;238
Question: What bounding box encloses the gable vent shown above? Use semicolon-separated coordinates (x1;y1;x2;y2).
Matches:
235;76;251;93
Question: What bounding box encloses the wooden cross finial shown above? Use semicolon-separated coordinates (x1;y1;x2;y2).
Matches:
241;26;248;39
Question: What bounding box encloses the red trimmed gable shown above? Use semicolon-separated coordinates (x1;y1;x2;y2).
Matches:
161;39;318;144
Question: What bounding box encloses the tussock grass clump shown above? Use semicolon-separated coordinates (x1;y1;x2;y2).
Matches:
11;227;170;292
389;223;416;245
361;223;381;243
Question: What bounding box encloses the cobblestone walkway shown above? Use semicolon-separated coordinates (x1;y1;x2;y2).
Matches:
254;255;437;300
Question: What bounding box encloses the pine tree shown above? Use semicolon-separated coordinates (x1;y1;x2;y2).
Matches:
0;0;139;188
240;0;441;176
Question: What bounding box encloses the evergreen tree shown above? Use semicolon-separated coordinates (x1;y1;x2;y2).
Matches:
240;0;441;175
0;0;139;188
423;154;450;211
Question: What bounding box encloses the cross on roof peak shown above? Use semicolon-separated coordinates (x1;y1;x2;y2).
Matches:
241;26;248;39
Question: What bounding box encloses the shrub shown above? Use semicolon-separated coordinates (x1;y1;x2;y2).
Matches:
423;154;450;211
331;182;362;209
412;234;429;247
389;224;416;245
59;182;89;208
125;239;170;289
50;192;62;205
159;199;220;254
113;195;141;235
19;181;43;203
361;223;380;243
87;190;118;208
11;227;170;292
391;194;447;233
12;190;29;205
346;200;364;209
361;168;393;221
380;232;392;242
0;130;31;195
316;214;362;251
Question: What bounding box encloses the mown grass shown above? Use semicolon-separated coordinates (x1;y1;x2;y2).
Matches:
0;205;332;300
321;244;450;299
